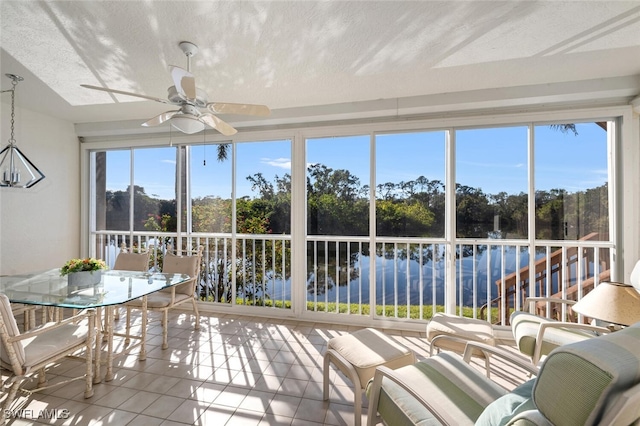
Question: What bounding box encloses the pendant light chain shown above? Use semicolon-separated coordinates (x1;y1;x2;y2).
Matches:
9;77;17;145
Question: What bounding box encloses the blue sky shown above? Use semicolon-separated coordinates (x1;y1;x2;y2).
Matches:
105;122;608;200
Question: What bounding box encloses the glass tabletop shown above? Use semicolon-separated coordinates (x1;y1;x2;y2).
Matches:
0;269;191;309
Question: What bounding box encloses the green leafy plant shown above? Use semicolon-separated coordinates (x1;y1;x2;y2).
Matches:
60;258;107;276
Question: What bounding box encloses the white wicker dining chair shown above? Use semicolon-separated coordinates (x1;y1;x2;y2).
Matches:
10;303;38;331
0;294;96;423
125;246;203;349
111;250;151;321
113;251;151;272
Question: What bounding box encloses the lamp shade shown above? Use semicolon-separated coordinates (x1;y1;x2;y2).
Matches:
573;282;640;326
170;114;206;134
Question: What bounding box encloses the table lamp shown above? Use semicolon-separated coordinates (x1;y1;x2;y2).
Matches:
573;282;640;326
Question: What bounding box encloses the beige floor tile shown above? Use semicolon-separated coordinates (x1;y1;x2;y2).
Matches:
226;407;264;426
146;375;182;394
73;404;113;424
262;361;292;378
251;374;284;393
92;386;139;409
166;399;209;424
195;403;234;425
238;389;276;413
293;397;330;423
211;384;250;408
189;381;225;403
127;414;166;426
286;364;317;381
141;394;186;419
160;420;193;426
277;378;309;397
258;412;293;426
164;378;204;399
120;371;160;390
302;380;324;401
117;390;161;413
94;409;138;426
324;401;358;426
266;393;301;418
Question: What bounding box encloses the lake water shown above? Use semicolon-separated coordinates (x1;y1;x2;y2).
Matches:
234;246;538;307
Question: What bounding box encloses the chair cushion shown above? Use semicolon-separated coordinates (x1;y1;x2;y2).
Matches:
427;313;495;353
510;311;596;357
533;323;640;425
113;252;149;272
0;294;26;368
162;253;199;295
328;328;414;389
22;321;89;369
126;292;192;309
370;352;507;425
475;379;535;426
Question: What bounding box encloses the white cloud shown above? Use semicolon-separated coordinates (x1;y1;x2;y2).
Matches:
261;157;291;169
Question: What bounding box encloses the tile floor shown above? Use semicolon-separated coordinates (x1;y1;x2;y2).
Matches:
2;309;528;425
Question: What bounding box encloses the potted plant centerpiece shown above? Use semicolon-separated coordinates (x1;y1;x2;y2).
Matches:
61;258;108;287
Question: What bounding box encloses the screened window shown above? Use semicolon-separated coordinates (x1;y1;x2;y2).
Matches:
190;143;232;233
376;131;446;238
306;135;370;236
456;126;529;239
534;123;609;241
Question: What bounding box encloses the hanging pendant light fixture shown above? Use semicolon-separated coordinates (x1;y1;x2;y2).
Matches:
0;74;45;188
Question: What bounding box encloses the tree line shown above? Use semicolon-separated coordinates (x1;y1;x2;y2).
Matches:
103;163;608;303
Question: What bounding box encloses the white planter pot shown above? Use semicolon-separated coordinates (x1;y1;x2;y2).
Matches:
67;270;102;288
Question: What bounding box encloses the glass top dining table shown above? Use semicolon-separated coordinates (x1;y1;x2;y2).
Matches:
0;269;190;308
0;268;191;383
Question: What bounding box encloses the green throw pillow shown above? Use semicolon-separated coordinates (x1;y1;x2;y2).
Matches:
475;379;536;426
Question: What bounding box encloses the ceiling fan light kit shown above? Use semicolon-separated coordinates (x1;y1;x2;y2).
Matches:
81;41;270;136
0;74;45;188
170;114;206;134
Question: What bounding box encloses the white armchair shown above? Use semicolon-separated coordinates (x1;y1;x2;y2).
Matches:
0;294;96;423
367;322;640;425
511;296;609;365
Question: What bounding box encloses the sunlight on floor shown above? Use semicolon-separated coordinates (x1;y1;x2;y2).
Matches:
1;309;529;425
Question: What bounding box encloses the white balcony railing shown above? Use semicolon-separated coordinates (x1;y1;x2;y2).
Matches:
92;231;613;325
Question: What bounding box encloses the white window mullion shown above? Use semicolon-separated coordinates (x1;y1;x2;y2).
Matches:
369;131;377;319
231;141;237;306
291;133;306;316
129;149;135;243
185;145;192;239
528;123;536;298
445;128;456;314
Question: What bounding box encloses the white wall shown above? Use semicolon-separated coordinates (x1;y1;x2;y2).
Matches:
0;104;80;274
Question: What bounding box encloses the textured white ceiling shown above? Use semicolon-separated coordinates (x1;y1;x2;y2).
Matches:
1;0;640;129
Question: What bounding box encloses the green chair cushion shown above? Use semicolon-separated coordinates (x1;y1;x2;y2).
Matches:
475;379;536;426
369;352;506;426
533;324;640;425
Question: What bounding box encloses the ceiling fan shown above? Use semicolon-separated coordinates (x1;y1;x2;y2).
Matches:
81;41;270;136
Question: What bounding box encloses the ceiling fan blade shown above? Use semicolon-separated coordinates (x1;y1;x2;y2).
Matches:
142;110;179;127
169;66;196;100
80;84;170;104
206;102;271;117
200;113;238;136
